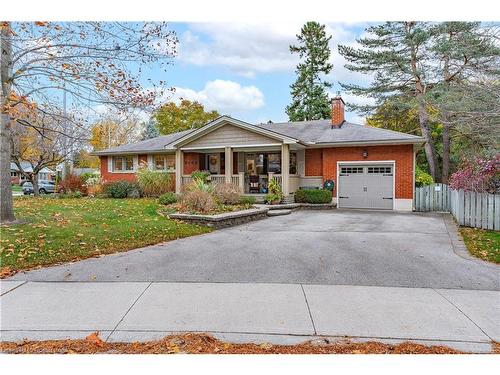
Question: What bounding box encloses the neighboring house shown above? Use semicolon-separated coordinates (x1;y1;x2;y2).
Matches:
10;162;56;185
93;97;424;211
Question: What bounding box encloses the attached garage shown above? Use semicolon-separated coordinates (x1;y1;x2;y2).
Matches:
337;162;394;210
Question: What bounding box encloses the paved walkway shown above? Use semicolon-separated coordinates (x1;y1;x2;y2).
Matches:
1;281;498;352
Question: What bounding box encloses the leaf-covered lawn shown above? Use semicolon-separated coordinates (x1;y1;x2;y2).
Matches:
459;227;500;264
0;197;211;275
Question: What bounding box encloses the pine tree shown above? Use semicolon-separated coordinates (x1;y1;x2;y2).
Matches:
338;22;442;180
141;118;160;140
286;22;333;121
429;22;499;182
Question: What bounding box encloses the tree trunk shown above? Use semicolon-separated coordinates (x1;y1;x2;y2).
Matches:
417;94;440;182
32;173;39;196
0;22;15;223
442;114;451;183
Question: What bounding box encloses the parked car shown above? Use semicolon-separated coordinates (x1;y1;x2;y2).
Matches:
22;180;56;195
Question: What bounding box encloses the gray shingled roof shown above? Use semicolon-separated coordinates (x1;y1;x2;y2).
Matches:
94;119;423;155
255;119;423;144
92;129;193;155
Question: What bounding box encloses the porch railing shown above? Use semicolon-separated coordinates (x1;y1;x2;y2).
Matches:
181;173;244;193
268;173;282;186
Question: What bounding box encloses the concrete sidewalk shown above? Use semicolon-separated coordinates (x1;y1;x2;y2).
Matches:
1;281;498;353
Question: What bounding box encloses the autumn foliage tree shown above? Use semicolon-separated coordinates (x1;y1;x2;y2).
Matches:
1;21;177;222
154;99;220;135
90;114;141;151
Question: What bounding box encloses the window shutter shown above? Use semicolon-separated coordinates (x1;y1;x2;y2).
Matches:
108;156;113;172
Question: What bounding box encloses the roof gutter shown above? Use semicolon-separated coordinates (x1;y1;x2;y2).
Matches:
305;138;425;148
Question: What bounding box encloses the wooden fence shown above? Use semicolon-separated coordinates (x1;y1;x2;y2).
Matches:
415;184;499;230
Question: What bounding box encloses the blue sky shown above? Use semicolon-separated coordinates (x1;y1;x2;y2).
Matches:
145;22;373;124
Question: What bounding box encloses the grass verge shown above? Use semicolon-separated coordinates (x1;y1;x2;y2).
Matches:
459;227;500;264
0;197;211;276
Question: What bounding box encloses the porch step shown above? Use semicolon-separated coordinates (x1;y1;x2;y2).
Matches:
267;209;292;217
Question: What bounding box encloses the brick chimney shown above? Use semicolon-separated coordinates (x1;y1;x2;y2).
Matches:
331;96;345;128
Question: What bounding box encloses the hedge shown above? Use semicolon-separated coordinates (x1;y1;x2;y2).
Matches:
294;189;332;204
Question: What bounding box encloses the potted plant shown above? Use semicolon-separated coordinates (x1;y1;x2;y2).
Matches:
265;178;283;205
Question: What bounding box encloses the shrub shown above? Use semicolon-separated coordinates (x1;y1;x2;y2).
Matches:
58;174;87;195
184;178;215;194
214;183;240;204
80;171;100;185
415;166;433;187
264;178;283;204
102;180;139;199
191;170;211;183
295;189;332;204
158;192;178;205
181;190;217;213
239;195;256;205
449;156;499;193
136;168;173;197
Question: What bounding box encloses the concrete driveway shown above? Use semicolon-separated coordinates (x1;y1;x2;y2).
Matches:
9;210;499;290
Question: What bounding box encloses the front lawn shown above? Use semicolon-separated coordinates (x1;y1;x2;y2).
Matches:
11;185;22;193
459;227;500;264
0;197;211;276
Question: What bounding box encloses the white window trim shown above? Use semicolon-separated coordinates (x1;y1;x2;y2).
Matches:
110;155;136;173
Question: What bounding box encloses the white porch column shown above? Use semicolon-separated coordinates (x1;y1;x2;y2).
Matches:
224;146;233;184
175;149;183;194
238;172;245;193
281;143;290;196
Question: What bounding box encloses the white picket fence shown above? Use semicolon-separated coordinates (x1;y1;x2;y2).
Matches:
415;183;500;230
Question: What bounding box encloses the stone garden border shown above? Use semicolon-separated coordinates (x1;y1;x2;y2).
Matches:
168;203;337;229
168;207;269;229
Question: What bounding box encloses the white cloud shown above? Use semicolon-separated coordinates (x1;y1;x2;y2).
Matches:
177;22;368;78
171;79;265;114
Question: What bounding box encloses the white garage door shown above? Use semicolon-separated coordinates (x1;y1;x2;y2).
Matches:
338;164;394;209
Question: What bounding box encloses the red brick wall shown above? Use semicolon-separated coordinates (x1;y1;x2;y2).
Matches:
304;145;414;199
183;152;200;174
305;149;323;176
99;155;137;183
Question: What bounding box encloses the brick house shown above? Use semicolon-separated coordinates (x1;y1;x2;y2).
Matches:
94;97;424;211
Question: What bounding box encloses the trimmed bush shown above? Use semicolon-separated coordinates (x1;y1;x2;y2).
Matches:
295;189;332;204
136;168;173;197
239;195;256;205
181;190;217;213
102;180;139;199
214;183;240;205
158;192;178;205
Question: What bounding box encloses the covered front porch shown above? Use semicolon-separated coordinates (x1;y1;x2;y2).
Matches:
175;144;301;196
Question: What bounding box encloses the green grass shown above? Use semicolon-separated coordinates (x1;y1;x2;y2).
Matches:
11;185;22;193
0;197;211;274
459;227;500;264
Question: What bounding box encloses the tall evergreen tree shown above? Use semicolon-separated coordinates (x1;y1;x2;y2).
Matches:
338;22;441;180
286;22;333;121
429;22;499;182
141;118;160;140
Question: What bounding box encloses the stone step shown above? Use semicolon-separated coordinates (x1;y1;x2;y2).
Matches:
267;209;292;217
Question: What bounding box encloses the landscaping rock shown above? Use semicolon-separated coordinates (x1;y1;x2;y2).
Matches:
267;209;292;217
